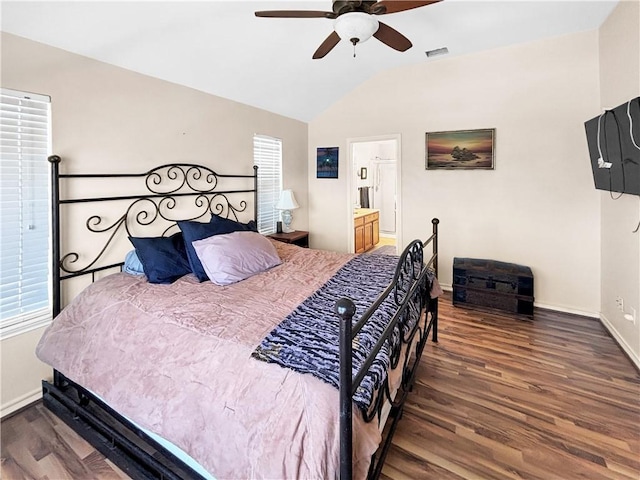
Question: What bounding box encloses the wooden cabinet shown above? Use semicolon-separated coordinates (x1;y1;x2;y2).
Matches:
364;222;373;251
372;218;379;246
354;210;379;253
354;217;365;253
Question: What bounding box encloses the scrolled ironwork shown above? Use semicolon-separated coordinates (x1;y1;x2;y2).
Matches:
361;375;389;424
392;240;425;306
127;196;209;230
61;214;127;274
206;193;248;221
388;322;402;370
131;199;162;228
145;164;219;195
59;252;81;273
59;179;249;275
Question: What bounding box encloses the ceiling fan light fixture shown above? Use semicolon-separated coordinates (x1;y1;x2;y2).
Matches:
334;12;379;45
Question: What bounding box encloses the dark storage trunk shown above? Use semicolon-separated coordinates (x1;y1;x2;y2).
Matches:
453;258;534;316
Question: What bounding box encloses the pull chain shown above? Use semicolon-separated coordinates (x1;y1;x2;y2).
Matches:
350;38;359;58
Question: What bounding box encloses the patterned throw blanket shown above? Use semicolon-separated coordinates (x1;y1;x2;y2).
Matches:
252;253;422;413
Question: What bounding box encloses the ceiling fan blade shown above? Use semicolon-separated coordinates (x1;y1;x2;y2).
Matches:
313;31;341;59
255;10;336;19
373;22;412;52
371;0;441;15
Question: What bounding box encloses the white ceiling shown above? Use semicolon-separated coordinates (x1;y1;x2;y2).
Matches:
1;0;618;122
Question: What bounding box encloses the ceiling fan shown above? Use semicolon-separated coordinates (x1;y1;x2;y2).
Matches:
255;0;441;59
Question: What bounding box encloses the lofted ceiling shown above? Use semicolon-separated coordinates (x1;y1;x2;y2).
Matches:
1;1;618;122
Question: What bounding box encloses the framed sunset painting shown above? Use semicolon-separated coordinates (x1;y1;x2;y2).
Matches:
426;128;495;170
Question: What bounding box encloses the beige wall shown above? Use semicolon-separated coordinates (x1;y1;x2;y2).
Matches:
309;30;602;315
0;32;308;415
598;0;640;366
0;327;53;415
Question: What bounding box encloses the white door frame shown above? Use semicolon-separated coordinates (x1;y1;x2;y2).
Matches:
346;134;402;253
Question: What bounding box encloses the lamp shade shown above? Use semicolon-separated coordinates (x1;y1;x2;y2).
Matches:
275;189;299;210
334;12;379;44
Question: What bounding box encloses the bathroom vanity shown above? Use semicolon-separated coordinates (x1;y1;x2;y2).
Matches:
354;208;380;253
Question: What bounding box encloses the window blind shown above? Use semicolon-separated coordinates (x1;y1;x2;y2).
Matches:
0;88;52;339
253;134;282;235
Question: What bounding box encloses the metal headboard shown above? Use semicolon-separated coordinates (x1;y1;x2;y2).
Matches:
48;155;258;316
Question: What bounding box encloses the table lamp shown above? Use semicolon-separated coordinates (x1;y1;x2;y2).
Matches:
275;189;299;233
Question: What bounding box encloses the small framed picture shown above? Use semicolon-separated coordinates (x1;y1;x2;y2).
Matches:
426;128;495;170
317;147;339;178
360;167;367;180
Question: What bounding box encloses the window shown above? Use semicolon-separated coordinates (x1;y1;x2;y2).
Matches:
0;88;52;339
253;134;282;235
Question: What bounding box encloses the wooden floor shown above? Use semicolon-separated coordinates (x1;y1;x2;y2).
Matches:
382;295;640;480
2;294;639;479
0;401;129;479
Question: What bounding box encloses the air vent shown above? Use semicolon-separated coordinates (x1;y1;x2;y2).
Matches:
425;47;449;58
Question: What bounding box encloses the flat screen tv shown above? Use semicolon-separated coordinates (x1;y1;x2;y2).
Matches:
584;97;640;196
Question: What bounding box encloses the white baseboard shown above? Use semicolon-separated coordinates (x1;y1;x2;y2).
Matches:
1;388;42;418
533;302;599;319
599;314;640;370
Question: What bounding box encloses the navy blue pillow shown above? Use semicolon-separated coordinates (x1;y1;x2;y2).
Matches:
178;216;257;282
210;214;257;233
129;233;191;284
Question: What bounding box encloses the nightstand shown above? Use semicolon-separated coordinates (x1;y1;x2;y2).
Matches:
268;230;309;248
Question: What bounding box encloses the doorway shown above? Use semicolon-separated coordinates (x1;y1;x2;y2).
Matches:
347;135;401;254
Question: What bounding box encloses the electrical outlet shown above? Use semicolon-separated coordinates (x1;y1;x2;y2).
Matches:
616;296;624;311
623;307;636;324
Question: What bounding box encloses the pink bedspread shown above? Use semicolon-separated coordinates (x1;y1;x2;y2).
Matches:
37;241;390;479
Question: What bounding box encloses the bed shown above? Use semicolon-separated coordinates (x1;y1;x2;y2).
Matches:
37;156;441;480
